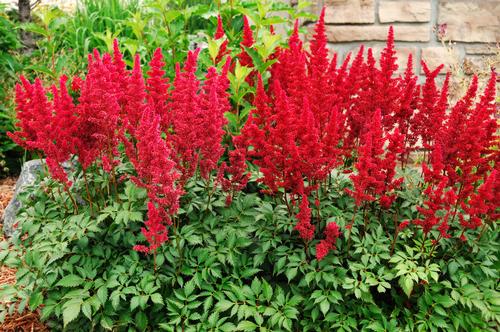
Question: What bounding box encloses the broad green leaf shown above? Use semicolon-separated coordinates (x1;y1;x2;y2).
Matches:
56;275;84;288
29;291;43;310
216;299;233;312
62;300;81;327
237;320;257;331
400;276;414;298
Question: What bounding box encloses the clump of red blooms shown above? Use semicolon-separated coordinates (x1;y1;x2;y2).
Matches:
9;9;498;262
316;222;340;261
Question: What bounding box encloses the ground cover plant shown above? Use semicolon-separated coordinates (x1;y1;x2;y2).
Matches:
0;7;499;331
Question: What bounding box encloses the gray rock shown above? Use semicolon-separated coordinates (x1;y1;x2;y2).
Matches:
1;159;44;237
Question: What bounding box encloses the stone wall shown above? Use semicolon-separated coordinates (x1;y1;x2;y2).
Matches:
311;0;499;76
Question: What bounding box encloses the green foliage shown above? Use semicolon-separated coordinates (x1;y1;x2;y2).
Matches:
0;5;22;176
0;165;498;331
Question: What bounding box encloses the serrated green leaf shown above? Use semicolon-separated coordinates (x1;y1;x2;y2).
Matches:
56;274;84;288
319;299;330;316
136;311;148;331
216;299;233;312
151;293;163;305
100;316;113;330
63;300;81;327
435;295;455;308
400;276;413;298
237;320;257;331
82;301;92;320
262;280;273;301
29;291;43;310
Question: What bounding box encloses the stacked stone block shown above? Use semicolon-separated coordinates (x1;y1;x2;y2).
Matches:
314;0;499;75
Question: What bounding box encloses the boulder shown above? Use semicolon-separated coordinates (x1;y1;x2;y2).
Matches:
1;159;44;237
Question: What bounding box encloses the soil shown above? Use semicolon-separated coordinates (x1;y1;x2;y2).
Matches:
0;177;49;331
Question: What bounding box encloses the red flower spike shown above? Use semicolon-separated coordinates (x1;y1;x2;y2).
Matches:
412;61;445;149
123;54;147;134
399;220;410;230
128;107;181;215
295;195;315;242
147;48;170;120
133;201;169;254
214;14;229;64
237;16;255;69
308;6;331;130
316;222;341;261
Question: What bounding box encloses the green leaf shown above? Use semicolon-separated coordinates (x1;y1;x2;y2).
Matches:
448;261;459;275
62;300;81;327
131;295;140;311
400;276;414;298
251;278;261;295
216;299;233;312
285;267;298;282
262;280;273;301
237;320;257;331
56;275;84;288
29;291;43;310
100;316;113;330
151;293;163;305
435;295;455;308
135;311;148;331
184;279;195;297
82;302;92;320
319;299;330;316
97;286;108;305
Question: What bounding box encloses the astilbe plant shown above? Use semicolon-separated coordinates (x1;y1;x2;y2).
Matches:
9;40;235;255
235;8;497;261
4;11;500;331
8;9;499;264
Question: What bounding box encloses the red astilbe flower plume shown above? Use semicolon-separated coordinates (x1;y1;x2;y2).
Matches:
111;39;129;102
342;46;368;151
346;109;386;206
271;20;308;110
316;222;341;261
295;195;315;242
377;27;401;130
414;143;456;239
133;201;169;254
440;73;498;204
147;48;170;120
240;76;323;196
411;62;447;149
123;54;147;134
76;50;121;171
45;76;79;186
166;50;231;184
71;76;84;92
8;77;51;150
214;14;229;64
127;107;181;215
394;53;419;160
9;75;81;186
237;16;255;69
197;59;231;179
167;49;202;183
307;7;330;130
218;141;251;204
461;169;499;230
379;127;405;208
9;76;78;186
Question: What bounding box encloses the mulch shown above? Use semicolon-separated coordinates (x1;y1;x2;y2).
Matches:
0;177;49;331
